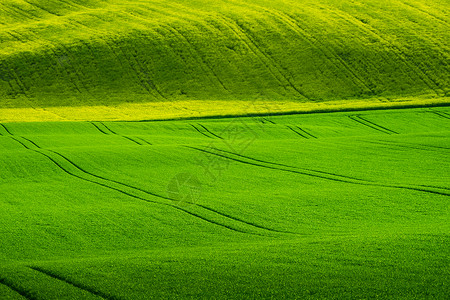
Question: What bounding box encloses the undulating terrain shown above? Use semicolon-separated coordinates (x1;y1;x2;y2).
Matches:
0;0;449;299
0;0;449;121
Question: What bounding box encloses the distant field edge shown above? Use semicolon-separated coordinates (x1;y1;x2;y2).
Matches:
0;97;449;123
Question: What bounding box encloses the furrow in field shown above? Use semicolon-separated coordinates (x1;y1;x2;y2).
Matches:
113;39;165;100
133;136;152;145
226;15;310;100
214;15;308;99
334;7;444;96
186;146;450;197
90;122;143;146
196;203;296;234
90;122;108;134
357;116;399;134
98;122;148;146
197;124;223;139
202;146;370;182
211;16;288;93
28;267;113;300
120;135;143;145
397;0;449;26
94;34;161;99
0;277;34;300
263;118;275;124
190;124;214;139
2;127;279;235
18;26;86;95
0;123;13;135
21;0;61;17
295;126;317;139
364;139;448;153
127;41;168;101
8;136;257;235
10;65;30;98
348;115;393;134
419;184;450;191
286;125;308;139
40;144;279;234
57;43;93;94
237;1;373;95
187;145;365;184
2;3;37;21
431;111;450;120
163;24;229;92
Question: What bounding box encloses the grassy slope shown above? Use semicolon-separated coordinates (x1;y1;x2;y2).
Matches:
0;0;449;119
0;107;448;298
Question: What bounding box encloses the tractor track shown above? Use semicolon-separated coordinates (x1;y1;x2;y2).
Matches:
0;277;35;300
2;125;285;236
348;115;398;134
186;145;450;197
28;266;114;300
90;122;150;146
431;111;450;120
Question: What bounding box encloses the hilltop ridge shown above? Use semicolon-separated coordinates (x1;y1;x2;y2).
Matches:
0;0;449;120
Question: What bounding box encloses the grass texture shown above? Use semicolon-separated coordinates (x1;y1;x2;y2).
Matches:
0;0;449;118
0;106;449;298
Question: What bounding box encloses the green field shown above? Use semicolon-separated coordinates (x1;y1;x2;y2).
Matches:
0;0;449;121
1;0;449;298
1;107;449;298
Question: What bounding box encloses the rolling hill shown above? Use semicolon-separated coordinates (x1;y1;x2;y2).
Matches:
0;107;449;298
0;1;449;299
0;0;449;121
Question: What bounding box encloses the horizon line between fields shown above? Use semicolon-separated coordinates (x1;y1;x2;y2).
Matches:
125;101;450;123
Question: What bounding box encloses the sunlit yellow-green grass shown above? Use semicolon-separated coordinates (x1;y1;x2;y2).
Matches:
0;107;449;298
0;0;449;119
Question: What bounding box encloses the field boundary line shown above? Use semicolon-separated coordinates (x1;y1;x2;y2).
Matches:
130;101;450;123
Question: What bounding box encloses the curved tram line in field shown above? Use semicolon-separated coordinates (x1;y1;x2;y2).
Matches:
0;123;293;236
185;145;450;197
0;277;35;300
348;115;399;135
28;266;116;300
91;122;152;145
285;125;317;139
